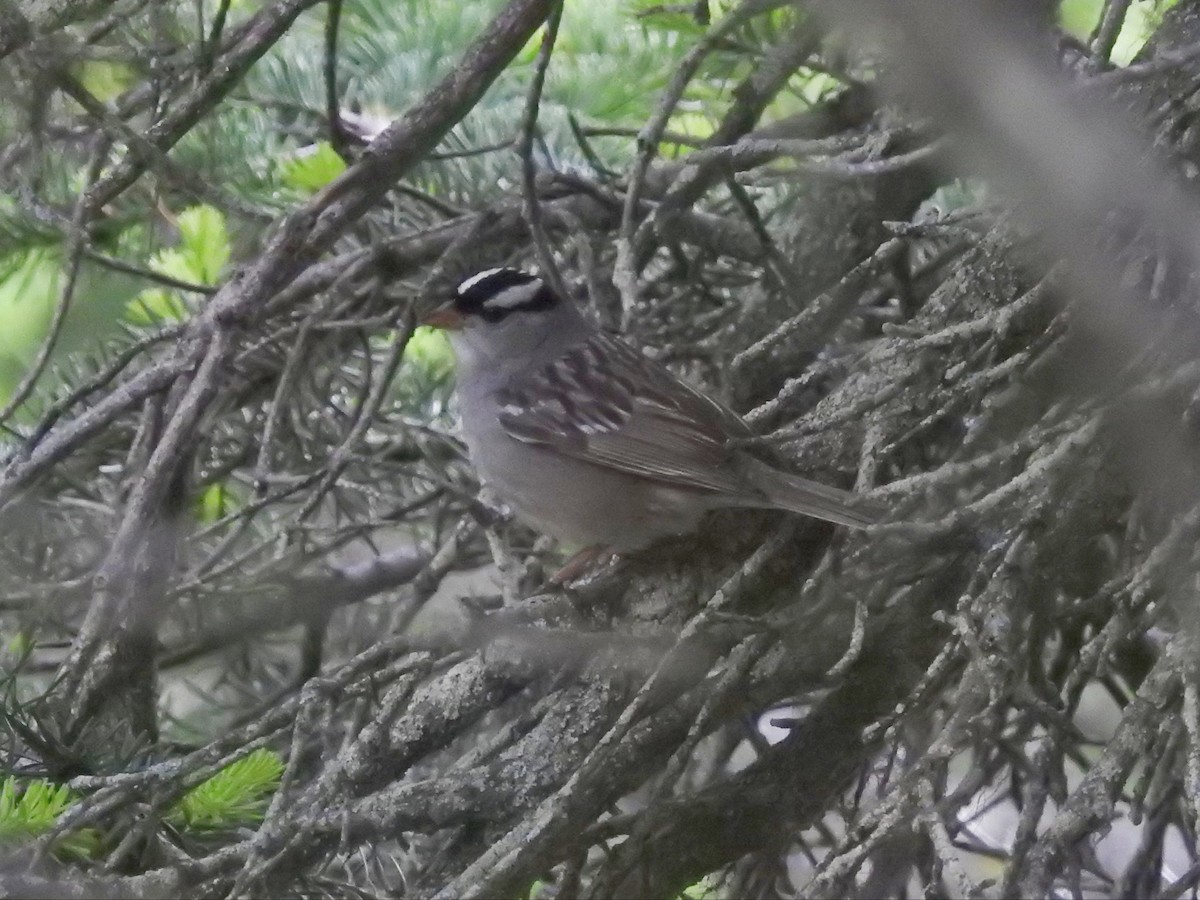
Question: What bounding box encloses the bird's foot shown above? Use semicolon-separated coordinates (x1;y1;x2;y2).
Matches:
550;544;615;585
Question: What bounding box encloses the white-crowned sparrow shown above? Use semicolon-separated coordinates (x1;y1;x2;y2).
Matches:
424;268;880;576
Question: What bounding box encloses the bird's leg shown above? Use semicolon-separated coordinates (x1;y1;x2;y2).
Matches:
550;544;615;585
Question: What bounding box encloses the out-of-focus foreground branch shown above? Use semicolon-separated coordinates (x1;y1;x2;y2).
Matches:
3;0;1200;897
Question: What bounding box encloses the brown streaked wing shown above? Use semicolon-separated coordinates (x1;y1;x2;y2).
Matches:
495;332;757;496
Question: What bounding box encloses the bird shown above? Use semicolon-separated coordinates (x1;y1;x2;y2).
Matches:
423;267;882;581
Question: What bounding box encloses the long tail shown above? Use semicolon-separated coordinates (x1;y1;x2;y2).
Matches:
741;457;884;529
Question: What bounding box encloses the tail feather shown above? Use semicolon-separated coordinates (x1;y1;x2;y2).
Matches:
741;457;884;529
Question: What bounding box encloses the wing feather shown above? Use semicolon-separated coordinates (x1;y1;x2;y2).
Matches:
495;332;755;496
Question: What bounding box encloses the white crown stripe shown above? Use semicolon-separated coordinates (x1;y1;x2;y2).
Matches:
457;267;509;294
483;282;543;310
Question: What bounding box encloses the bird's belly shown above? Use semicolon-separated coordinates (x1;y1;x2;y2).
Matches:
467;430;703;551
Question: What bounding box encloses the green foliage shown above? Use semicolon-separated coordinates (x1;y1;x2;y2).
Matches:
126;205;229;324
0;751;285;857
4;631;32;657
0;157;77;259
280;141;348;192
395;325;456;411
680;877;718;899
628;0;710;36
0;777;70;837
170;749;285;829
246;0;695;202
0;777;100;858
0;248;60;363
74;60;136;103
404;326;454;380
926;178;989;214
1116;0;1181;63
176;206;232;284
1060;0;1102;37
1059;0;1180;64
0;247;61;407
194;480;248;524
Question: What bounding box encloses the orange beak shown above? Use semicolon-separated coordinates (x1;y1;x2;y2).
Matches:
421;303;466;330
